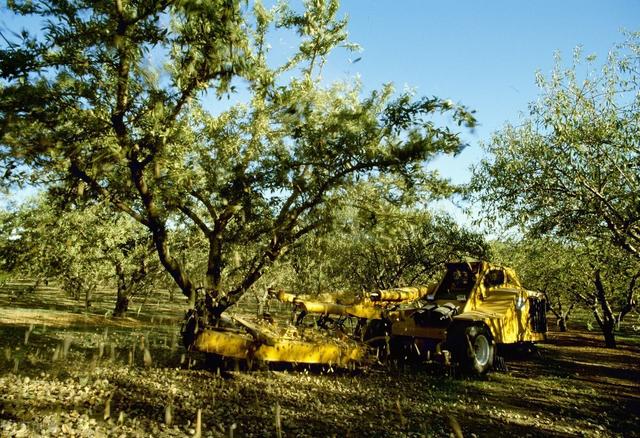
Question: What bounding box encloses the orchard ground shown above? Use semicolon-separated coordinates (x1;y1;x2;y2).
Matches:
0;282;639;437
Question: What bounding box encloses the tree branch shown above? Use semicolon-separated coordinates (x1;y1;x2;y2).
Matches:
69;162;149;227
128;158;194;297
178;204;212;235
111;3;131;140
190;191;219;222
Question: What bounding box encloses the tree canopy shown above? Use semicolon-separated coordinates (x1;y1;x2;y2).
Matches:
0;0;476;318
470;34;640;259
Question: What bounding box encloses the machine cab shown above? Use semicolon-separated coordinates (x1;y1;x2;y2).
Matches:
431;262;481;303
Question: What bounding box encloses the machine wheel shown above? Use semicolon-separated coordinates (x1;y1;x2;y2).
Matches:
449;325;495;376
362;319;392;361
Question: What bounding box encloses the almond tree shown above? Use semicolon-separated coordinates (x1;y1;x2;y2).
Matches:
574;241;640;348
470;35;640;346
0;0;476;323
471;35;640;259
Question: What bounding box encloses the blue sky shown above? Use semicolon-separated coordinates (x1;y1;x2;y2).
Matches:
1;1;638;215
321;1;639;184
308;0;638;223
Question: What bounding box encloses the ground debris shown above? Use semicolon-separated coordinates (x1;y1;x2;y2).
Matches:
0;293;638;437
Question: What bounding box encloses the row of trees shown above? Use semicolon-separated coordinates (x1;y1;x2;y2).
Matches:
0;186;490;314
0;195;170;315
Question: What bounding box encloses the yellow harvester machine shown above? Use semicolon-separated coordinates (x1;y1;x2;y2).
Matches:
184;261;547;375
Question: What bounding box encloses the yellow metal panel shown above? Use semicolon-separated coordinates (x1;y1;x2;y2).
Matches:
301;301;347;315
276;290;299;303
344;304;383;320
194;329;364;366
294;300;383;319
254;340;363;365
454;287;546;344
375;286;432;302
194;330;254;359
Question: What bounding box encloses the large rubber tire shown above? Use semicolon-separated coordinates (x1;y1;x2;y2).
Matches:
449;325;495;376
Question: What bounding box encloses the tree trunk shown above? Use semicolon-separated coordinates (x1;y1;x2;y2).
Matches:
557;316;568;332
113;261;129;317
591;306;617;348
593;270;617;348
602;322;616;348
85;286;93;308
113;289;130;317
206;234;224;298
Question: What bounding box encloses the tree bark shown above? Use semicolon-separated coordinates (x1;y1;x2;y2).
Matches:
113;292;130;317
206;233;224;297
85;286;93;308
602;323;617;348
557;316;568;332
593;269;617;348
113;262;129;317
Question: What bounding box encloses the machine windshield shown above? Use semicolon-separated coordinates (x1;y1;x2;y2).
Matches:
433;263;479;301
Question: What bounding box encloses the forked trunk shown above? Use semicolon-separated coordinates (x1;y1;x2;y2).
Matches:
545;292;575;333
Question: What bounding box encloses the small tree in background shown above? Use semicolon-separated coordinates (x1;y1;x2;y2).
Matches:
0;195;168;314
470;34;640;347
574;242;639;347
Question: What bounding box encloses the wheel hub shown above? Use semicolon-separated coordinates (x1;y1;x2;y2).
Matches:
474;334;490;366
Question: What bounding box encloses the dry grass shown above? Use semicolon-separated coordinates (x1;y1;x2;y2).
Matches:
0;307;146;328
